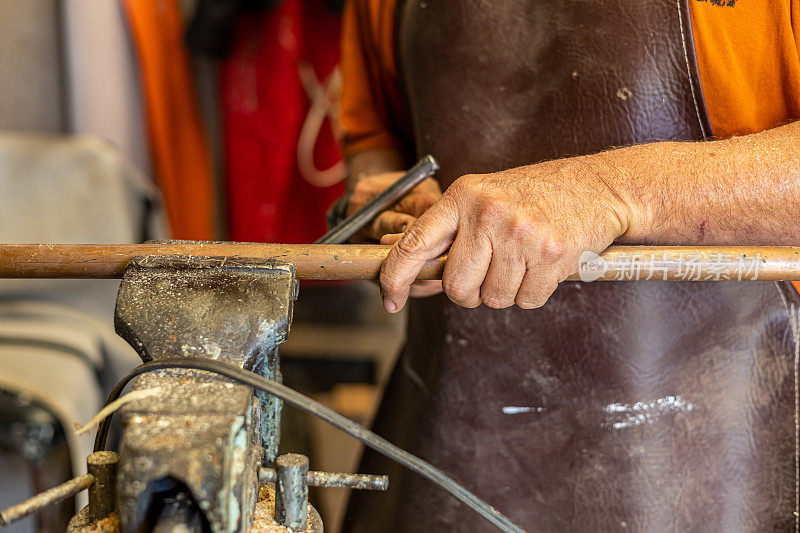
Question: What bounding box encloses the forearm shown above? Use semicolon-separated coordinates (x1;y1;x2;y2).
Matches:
606;121;800;245
377;121;800;311
345;148;406;190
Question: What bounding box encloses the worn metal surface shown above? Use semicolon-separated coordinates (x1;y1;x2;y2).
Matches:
275;454;309;531
115;255;296;368
0;474;94;526
87;451;119;522
114;255;297;532
260;468;388;491
117;370;264;532
115;254;295;460
252;484;322;533
305;471;388;491
67;508;119;532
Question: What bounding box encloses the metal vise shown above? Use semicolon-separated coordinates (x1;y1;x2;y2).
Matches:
113;254;296;532
0;250;388;532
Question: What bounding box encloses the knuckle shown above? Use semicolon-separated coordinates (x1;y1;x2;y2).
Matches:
378;212;404;234
520;293;548;309
442;278;472;304
396;226;428;256
447;175;478;199
448;176;470;194
516;279;558;309
476;198;508;226
540;236;567;263
507;217;534;242
353;179;372;196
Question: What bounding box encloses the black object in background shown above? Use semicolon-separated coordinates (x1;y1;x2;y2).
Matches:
186;0;344;58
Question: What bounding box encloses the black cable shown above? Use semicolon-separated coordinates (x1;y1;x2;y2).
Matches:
94;357;525;533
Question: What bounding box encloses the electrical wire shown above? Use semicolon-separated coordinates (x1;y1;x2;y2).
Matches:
93;357;525;533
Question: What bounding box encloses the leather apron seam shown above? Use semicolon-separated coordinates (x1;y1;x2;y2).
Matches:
676;0;710;140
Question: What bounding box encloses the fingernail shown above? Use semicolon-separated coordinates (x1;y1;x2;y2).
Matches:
383;297;396;313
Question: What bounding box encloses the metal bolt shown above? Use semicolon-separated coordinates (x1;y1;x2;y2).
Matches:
0;475;94;527
87;451;119;522
260;466;389;491
275;454;309;531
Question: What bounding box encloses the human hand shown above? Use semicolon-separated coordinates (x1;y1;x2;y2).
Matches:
379;155;640;312
380;232;443;298
347;173;442;242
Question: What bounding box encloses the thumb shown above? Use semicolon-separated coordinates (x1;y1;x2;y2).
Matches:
379;196;459;312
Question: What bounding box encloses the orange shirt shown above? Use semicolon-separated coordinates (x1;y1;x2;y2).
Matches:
340;0;408;156
341;0;800;152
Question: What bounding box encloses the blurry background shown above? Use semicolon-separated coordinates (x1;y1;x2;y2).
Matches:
0;1;403;531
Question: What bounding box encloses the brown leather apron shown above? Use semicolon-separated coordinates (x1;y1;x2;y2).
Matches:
345;1;799;531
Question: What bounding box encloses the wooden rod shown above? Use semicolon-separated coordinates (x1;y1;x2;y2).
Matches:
0;244;797;281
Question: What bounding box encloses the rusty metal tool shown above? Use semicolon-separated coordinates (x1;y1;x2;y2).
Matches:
316;154;439;244
0;452;119;527
260;462;388;490
0;244;799;281
262;453;388;531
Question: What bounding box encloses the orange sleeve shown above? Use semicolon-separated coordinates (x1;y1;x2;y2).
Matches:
689;1;800;139
340;0;409;157
689;2;800;293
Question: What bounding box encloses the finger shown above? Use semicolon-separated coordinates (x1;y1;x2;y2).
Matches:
381;234;443;297
365;211;416;241
393;190;442;217
514;266;559;309
379;197;459;313
480;248;526;309
380;233;404;245
441;229;492;308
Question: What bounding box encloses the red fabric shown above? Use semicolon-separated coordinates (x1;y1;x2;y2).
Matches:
221;0;344;243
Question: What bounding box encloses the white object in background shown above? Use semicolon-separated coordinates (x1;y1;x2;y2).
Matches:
0;133;165;245
61;0;151;176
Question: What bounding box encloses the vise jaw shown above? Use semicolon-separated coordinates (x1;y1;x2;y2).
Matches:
112;255;297;532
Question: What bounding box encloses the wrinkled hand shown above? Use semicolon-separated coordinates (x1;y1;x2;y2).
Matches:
379;156;637;312
348;172;442;241
348;172;444;297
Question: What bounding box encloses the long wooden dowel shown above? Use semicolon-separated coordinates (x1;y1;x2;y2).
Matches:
0;244;797;281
